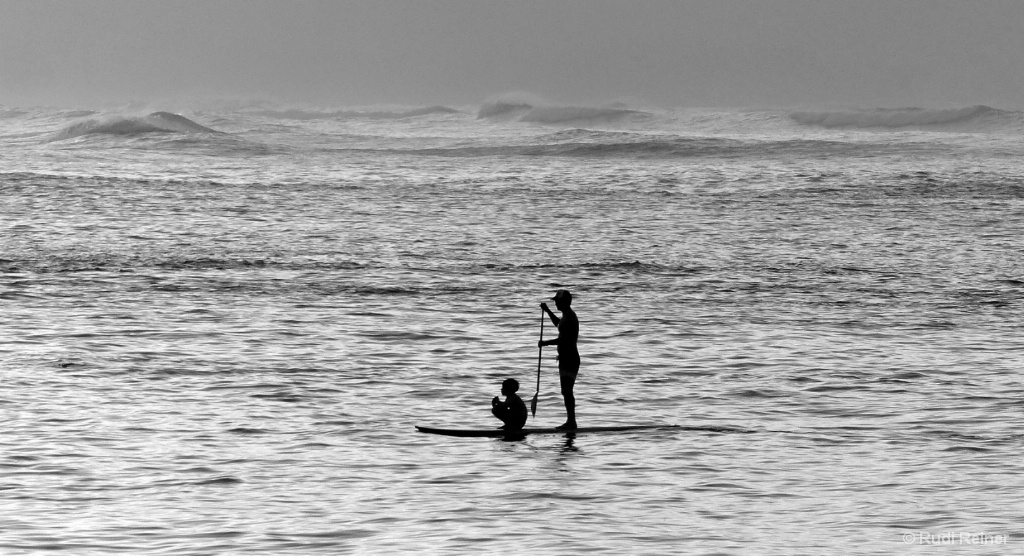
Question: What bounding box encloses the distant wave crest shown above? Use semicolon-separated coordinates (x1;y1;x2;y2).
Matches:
1;108;28;119
520;106;647;124
253;106;459;121
478;92;647;124
393;135;885;159
477;91;549;118
52;112;220;140
790;105;1005;129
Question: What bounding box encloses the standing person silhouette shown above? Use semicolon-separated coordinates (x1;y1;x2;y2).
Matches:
539;289;579;430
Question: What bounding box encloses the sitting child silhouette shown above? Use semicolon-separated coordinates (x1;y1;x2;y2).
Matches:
491;378;528;431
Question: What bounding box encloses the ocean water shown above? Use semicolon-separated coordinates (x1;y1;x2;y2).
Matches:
1;99;1022;555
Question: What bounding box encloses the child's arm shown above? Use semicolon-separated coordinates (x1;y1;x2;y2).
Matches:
492;396;509;419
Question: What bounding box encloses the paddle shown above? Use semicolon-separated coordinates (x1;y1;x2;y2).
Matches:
531;307;543;417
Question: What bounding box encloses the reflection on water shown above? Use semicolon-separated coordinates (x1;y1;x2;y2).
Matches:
1;106;1022;553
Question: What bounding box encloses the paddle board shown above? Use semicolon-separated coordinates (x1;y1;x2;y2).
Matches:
415;424;679;437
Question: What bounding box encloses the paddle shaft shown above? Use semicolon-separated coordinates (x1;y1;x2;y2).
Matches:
536;311;544;390
532;309;543;416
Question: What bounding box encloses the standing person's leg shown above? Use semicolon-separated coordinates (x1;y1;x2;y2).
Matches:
558;357;579;429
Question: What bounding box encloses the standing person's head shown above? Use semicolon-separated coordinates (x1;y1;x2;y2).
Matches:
501;378;520;396
552;289;573;310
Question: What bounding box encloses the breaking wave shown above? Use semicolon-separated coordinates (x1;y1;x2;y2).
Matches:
252;106;459;121
478;92;647;124
52;112;221;140
790;105;1007;129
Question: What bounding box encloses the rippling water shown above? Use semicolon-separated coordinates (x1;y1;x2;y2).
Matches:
2;104;1023;554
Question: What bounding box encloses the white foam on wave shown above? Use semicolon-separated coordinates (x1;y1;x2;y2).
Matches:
790;105;1005;129
51;112;220;141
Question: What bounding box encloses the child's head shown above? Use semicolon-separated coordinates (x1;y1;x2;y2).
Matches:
501;378;520;395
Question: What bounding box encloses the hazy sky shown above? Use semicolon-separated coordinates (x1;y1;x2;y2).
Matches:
1;0;1022;108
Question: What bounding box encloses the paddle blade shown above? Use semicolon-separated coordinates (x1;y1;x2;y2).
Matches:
530;393;538;417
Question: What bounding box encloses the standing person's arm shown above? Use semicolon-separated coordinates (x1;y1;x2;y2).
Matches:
540;302;560;326
539;302;560;348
